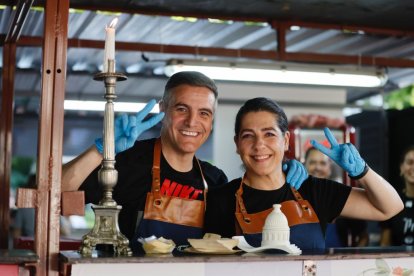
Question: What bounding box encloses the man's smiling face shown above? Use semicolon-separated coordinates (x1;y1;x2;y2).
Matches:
160;84;216;156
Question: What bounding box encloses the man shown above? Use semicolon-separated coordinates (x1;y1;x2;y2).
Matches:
304;146;369;247
62;71;306;251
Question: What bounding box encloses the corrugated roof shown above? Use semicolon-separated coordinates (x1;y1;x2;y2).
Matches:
1;1;414;112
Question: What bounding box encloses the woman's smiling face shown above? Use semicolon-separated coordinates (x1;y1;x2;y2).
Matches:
401;150;414;186
235;110;290;178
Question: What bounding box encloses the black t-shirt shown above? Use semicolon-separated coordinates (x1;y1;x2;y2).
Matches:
204;175;352;238
380;193;414;246
80;138;228;241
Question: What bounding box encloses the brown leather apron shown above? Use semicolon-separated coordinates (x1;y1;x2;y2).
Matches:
133;138;207;249
235;176;325;250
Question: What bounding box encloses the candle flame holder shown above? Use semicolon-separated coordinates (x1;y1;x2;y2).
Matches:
79;60;132;256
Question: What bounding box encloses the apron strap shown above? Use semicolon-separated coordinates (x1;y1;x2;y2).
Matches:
235;175;251;223
195;158;208;211
235;176;310;223
152;138;162;202
290;187;311;212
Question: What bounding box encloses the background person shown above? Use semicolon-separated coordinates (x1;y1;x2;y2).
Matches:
304;147;333;179
380;145;414;246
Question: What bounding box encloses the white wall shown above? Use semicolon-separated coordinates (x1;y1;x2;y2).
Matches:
212;82;346;180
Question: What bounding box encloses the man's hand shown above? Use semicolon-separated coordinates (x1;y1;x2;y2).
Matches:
95;99;165;154
311;127;367;178
283;159;308;190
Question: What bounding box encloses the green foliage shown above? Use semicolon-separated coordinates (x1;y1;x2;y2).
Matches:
11;156;34;189
384;85;414;110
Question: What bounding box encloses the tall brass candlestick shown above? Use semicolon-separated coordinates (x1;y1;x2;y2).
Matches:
79;60;132;256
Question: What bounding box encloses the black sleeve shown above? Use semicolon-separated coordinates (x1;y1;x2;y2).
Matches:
298;176;352;232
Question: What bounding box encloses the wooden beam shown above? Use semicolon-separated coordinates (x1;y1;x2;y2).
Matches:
273;22;286;61
61;191;85;216
13;35;414;68
16;188;37;208
35;0;69;274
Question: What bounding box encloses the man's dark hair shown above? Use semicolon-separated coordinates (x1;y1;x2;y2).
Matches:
162;71;218;109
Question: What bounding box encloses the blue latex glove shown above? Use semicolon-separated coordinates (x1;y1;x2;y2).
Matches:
282;159;308;190
95;99;165;154
310;127;366;178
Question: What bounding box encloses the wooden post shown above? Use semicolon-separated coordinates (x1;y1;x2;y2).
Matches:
33;0;69;274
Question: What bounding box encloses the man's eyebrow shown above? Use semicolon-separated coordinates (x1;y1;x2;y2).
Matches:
174;103;213;114
199;107;213;115
173;102;188;107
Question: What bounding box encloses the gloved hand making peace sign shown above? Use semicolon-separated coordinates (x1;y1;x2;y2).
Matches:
95;99;165;154
310;127;369;180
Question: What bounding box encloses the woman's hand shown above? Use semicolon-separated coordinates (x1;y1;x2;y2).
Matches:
311;127;367;179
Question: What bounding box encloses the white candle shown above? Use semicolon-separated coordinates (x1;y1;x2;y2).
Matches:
103;17;118;72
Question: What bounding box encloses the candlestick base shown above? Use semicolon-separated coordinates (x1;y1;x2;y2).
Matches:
79;204;132;256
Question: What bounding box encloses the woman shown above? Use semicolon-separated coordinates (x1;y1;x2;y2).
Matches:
380;146;414;246
205;97;403;251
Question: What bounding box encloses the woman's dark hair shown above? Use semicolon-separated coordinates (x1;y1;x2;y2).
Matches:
234;97;288;137
400;145;414;165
